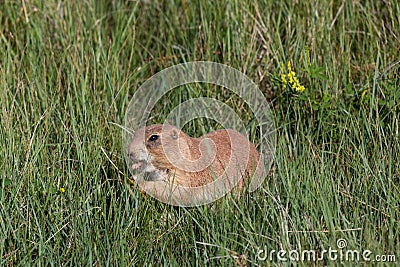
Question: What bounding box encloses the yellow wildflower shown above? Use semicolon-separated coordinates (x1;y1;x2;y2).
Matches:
280;61;306;93
60;187;65;193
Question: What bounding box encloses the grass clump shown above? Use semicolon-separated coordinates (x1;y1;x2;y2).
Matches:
1;0;399;265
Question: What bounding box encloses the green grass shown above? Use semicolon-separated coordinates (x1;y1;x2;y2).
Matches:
1;0;399;265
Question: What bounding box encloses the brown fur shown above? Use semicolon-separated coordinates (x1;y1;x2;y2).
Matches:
127;124;262;206
128;124;259;187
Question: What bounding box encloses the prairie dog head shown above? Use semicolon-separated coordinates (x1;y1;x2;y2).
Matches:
126;124;191;177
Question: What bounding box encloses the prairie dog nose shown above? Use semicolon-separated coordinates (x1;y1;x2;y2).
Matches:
129;152;135;161
126;148;135;161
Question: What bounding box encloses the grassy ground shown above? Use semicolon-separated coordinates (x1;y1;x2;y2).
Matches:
1;0;399;266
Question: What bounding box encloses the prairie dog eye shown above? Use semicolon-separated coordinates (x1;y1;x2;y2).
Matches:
148;135;159;142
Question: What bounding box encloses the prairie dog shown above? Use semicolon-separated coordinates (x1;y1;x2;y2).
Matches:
126;124;262;206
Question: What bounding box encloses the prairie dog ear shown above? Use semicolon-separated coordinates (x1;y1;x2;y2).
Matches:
171;130;179;140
